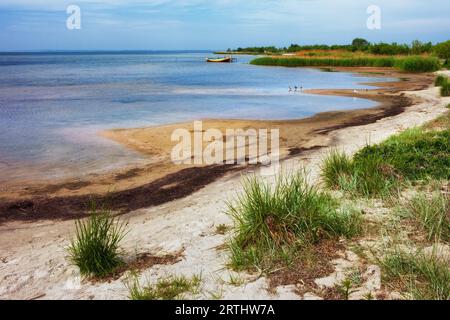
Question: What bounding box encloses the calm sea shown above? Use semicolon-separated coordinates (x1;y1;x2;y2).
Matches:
0;51;392;182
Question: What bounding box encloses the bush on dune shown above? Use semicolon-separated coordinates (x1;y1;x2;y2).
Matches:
321;150;399;198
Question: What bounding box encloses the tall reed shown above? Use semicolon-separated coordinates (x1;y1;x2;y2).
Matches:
250;56;440;72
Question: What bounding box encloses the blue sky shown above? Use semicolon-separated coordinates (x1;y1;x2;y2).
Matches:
0;0;449;51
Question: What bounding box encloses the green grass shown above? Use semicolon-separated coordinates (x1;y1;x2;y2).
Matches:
251;56;396;68
403;191;449;242
67;209;128;278
250;56;440;72
226;272;245;287
321;150;353;189
435;75;447;86
321;150;400;198
441;79;450;97
393;56;441;73
381;248;450;300
323;128;450;197
227;172;362;271
127;274;201;300
354;128;450;181
434;75;450;97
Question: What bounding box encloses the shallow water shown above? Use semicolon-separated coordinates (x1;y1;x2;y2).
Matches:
0;51;392;182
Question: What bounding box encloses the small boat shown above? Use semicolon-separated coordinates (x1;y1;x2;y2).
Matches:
206;56;236;63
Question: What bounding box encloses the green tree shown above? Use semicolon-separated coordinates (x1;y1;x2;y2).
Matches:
411;40;433;55
434;40;450;66
352;38;370;47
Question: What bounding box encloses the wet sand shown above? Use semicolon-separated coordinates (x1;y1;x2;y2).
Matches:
0;67;434;222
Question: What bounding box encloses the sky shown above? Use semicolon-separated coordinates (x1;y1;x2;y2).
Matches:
0;0;449;51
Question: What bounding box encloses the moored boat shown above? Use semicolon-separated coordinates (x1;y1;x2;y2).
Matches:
206;56;236;63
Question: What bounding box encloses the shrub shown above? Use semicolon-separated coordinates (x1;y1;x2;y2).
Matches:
67;209;128;278
227;173;362;270
434;74;450;96
433;40;450;65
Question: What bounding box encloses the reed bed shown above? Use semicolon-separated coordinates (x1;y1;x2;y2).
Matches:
250;56;440;72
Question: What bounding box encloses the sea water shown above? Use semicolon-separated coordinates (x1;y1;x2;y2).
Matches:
0;51;393;182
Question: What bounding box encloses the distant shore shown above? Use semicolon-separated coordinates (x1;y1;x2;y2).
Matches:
0;67;434;222
213;51;260;55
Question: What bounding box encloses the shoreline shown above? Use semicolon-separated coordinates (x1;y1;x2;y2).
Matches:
0;70;448;300
0;67;434;222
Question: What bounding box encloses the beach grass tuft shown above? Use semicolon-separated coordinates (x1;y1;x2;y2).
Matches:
127;274;201;300
435;75;447;87
403;190;449;242
321;150;400;198
227;172;362;271
67;207;128;278
321;150;353;190
381;248;450;300
435;75;450;96
441;79;450;97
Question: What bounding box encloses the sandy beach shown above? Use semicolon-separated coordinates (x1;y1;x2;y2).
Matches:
0;68;448;300
0;68;434;221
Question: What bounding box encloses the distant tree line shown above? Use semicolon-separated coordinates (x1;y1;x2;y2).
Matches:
231;39;450;59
